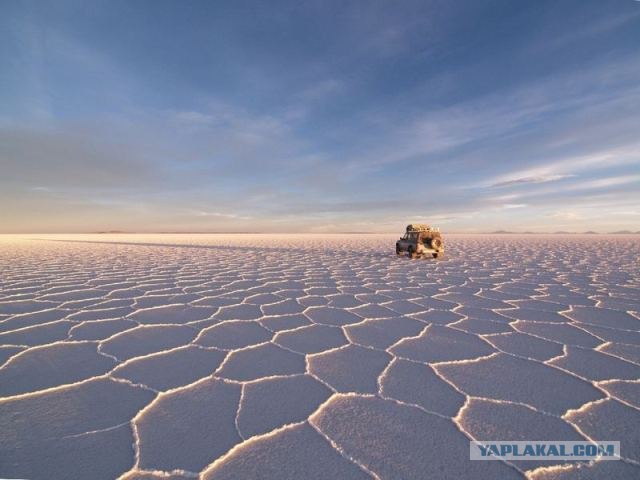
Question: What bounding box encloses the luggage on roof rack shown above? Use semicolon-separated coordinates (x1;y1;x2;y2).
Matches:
406;224;439;233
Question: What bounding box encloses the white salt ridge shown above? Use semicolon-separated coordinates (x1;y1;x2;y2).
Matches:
0;319;76;346
0;308;70;332
213;303;263;321
308;344;391;394
597;380;640;408
549;345;640;381
0;345;25;365
598;342;640;364
435;353;603;415
298;295;329;307
458;398;586;470
437;292;513;310
236;375;331;437
67;306;135;322
575;323;640;345
0;341;116;396
216;342;306;381
344;316;426;349
348;303;398;319
0;377;154;479
195;320;273;350
127;305;216;325
261;299;306;315
100;324;197;361
500;308;570;323
411;308;466;325
273;324;348;354
310;394;521;479
511;321;603;348
134;376;241;472
564;306;640;330
259;313;310;331
382;299;428;315
326;293;364;308
390;324;496;362
244;293;284;305
304;306;363;326
454;305;514;322
192;296;243;308
483;332;565;361
120;469;194;479
508;299;570;312
379;358;465;416
111;346;227;391
70;317;136;337
528;460;640;480
201;422;372;479
565;398;640;463
0;299;59;315
451;317;513;334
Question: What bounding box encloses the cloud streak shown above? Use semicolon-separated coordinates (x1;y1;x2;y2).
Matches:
490;175;573;188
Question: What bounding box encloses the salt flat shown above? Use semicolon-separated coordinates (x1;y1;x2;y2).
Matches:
0;234;639;479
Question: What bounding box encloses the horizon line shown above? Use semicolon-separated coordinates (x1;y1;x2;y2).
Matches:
1;230;639;235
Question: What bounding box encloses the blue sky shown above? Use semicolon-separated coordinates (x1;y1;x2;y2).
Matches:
1;0;639;232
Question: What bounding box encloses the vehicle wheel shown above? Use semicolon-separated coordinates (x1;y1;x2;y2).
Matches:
408;247;416;259
433;252;442;259
396;244;402;255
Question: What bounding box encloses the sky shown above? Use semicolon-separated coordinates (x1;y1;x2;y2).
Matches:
1;0;639;233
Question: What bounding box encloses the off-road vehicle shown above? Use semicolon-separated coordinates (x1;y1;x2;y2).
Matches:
396;224;444;259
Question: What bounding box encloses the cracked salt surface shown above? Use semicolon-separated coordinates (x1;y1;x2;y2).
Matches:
0;233;639;479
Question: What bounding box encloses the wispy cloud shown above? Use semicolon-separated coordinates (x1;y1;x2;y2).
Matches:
503;204;527;209
564;175;640;191
490;175;572;188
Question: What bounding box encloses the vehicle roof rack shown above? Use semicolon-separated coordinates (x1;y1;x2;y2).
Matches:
406;224;439;232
